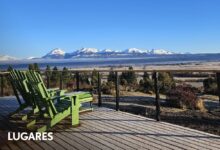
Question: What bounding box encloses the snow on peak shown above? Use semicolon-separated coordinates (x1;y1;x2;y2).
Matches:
76;48;99;54
26;56;36;60
47;48;65;56
0;55;16;61
100;49;114;53
42;47;177;59
150;49;174;55
124;48;149;53
43;48;66;58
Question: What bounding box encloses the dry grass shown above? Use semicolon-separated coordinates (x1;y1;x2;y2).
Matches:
196;98;206;112
199;94;219;101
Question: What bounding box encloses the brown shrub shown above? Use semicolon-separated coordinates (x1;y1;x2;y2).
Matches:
166;84;201;110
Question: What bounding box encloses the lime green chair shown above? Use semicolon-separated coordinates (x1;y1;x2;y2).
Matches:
9;69;66;119
26;71;93;132
8;70;39;120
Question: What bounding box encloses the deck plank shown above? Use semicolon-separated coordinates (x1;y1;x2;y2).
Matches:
82;113;193;150
105;109;220;145
0;97;220;150
87;110;219;149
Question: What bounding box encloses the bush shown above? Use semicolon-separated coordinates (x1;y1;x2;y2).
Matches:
139;78;154;93
203;78;218;95
158;72;175;94
166;84;200;110
102;81;115;95
138;72;175;94
139;72;153;93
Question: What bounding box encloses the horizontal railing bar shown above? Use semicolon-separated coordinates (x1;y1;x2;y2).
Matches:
1;69;220;75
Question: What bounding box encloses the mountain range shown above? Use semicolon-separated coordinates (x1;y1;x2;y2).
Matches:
0;48;180;61
42;48;177;59
0;55;17;61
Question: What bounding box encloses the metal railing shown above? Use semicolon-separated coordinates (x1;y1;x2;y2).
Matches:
1;69;220;121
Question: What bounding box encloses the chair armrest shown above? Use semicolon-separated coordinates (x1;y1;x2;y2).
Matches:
51;95;66;100
47;88;59;91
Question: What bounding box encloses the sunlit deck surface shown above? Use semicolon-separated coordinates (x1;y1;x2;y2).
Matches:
0;97;220;150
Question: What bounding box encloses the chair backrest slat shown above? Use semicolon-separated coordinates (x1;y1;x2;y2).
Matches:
9;70;33;106
26;71;58;117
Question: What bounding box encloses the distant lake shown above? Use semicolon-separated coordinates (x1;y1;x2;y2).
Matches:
0;54;220;70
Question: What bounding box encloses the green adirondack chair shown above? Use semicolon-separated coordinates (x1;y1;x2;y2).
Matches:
27;70;93;112
9;69;67;118
8;70;39;120
26;70;93;132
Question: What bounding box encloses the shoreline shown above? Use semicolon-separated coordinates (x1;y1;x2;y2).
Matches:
1;60;220;71
67;61;220;71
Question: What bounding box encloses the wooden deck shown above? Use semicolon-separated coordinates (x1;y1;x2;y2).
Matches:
0;97;220;150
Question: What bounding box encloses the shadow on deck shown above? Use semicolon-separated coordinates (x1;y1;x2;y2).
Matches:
0;97;220;150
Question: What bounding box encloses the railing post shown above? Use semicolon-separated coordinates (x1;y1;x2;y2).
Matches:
47;74;50;88
153;72;161;121
1;75;4;97
115;71;119;111
98;72;102;107
60;74;63;90
76;72;80;91
216;72;220;106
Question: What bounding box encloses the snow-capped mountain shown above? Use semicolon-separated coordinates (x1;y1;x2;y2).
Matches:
76;48;99;54
0;55;16;61
99;49;114;53
124;48;149;54
65;48;99;58
43;48;65;59
42;47;176;59
26;56;38;60
150;49;174;55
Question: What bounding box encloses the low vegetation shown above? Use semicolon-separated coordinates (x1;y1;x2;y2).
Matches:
166;84;205;111
1;64;217;112
203;77;218;95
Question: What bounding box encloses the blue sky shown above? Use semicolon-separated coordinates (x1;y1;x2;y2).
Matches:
0;0;220;58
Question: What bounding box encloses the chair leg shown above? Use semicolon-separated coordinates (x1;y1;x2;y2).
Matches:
72;97;79;126
22;106;39;121
90;101;93;110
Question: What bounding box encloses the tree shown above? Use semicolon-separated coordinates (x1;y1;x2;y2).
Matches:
91;69;99;86
28;64;35;70
139;72;154;93
28;63;40;72
7;65;13;71
120;66;137;85
108;68;116;83
33;63;40;72
51;66;60;81
79;72;90;85
158;72;175;94
62;67;71;83
45;65;52;77
143;72;150;81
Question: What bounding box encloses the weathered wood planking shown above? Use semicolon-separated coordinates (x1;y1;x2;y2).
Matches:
0;97;220;150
